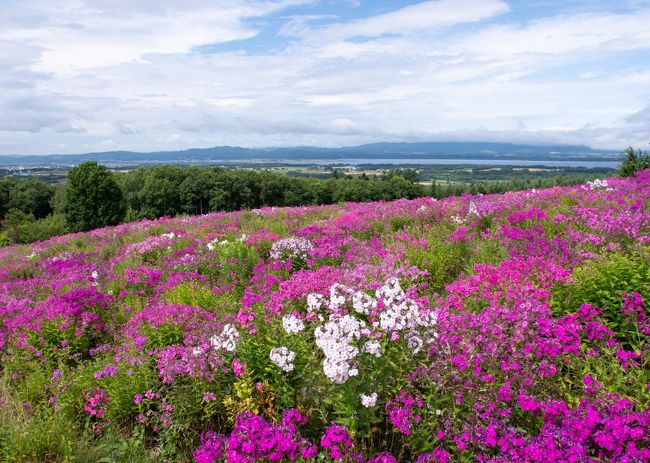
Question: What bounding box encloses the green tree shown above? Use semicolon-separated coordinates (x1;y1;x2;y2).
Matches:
180;167;216;215
64;161;126;231
0;179;9;218
619;146;650;177
0;177;54;219
139;165;185;218
2;209;34;243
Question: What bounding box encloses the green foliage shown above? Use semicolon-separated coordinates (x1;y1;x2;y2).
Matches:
408;228;472;294
141;323;184;349
2;208;35;243
138;165;186;219
0;405;78;462
0;231;10;247
551;249;650;348
0;176;54;220
64;161;127;232
163;282;220;310
619;146;650;177
2;212;69;244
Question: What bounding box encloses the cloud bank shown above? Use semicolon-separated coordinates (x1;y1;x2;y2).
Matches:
1;0;649;154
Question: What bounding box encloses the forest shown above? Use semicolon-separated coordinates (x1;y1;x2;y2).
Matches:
0;151;643;246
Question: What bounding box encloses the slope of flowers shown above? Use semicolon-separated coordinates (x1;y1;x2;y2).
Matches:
0;172;649;462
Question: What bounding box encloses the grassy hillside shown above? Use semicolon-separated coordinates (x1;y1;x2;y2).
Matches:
0;171;648;462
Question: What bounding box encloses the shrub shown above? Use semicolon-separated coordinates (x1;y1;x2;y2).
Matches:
551;249;650;348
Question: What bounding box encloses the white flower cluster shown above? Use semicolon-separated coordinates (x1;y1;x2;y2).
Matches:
307;293;326;314
209;324;240;352
305;279;437;384
91;270;100;287
207;237;229;251
468;201;480;217
360;392;378;407
269;236;314;261
282;314;305;334
161;232;177;239
362;340;382;357
582;178;613;191
270;347;296;372
374;278;437;334
451;201;482;225
352;290;377;315
315;314;368;384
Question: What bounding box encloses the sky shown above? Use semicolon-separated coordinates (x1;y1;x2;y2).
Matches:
1;0;650;155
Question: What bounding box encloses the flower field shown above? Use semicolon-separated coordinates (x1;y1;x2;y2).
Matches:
1;171;649;462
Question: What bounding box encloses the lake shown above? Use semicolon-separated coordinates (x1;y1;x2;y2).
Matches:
279;158;619;168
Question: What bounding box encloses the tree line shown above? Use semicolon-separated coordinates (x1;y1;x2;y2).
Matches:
1;148;646;246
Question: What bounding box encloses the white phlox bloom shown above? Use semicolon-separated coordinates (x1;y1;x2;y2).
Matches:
209;324;240;352
375;278;406;305
206;237;228;250
352;291;377;315
405;332;424;354
282;314;305;334
373;279;437;333
269;236;314;261
270;347;296;372
323;357;353;384
360;392;378;408
329;283;352;310
362;340;382;357
192;346;204;356
315;314;366;384
375;299;420;331
582;178;611;191
161;232;176;239
310;279;437;383
468;202;480;217
307;293;326;313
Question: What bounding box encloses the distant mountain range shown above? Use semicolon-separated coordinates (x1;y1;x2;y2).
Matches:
0;142;620;167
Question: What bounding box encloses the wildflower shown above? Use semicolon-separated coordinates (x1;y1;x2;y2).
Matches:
282;313;305;334
231;359;246;377
360;392;378;407
405;332;424;353
362;340;382;357
269;236;314;261
209;324;240;352
352;291;377;315
320;423;352;461
307;293;326;313
83;388;109;419
270;347;296;372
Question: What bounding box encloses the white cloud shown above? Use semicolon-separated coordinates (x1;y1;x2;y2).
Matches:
313;0;509;39
0;0;311;74
0;0;649;154
451;10;650;57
